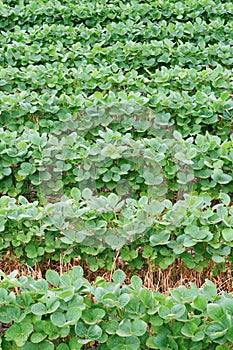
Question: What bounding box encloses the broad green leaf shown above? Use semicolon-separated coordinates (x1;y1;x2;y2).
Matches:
87;325;102;340
181;322;198;337
211;172;232;184
31;303;47;315
0;288;8;303
116;320;131;337
39;341;55;350
150;230;170;246
207;304;225;320
66;307;82;323
71;187;81;202
50;312;66;327
30;332;47;343
112;270;126;284
131;319;147;336
131;276;142;291
75;322;86;337
6;323;33;347
205;322;227;339
105;320;119;334
57;344;70;350
222;228;233;242
140;288;152;305
82;308;105;324
69;338;82;350
58;288;74;302
118;293;130;308
107;335;140;350
203;280;217;299
193;295;208;312
82;188;92;199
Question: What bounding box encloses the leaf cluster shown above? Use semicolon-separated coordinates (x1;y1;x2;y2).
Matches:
0;268;233;349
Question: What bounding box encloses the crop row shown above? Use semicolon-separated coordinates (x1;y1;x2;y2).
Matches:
0;0;232;304
0;25;232;137
0;267;232;349
4;19;233;48
1;0;232;141
1;17;233;49
0;188;232;270
0;127;232;197
1;0;233;31
1;33;232;70
1;62;231;96
0;89;232;138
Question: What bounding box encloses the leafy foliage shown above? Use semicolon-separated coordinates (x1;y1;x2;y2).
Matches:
0;192;233;271
0;268;233;349
0;0;232;347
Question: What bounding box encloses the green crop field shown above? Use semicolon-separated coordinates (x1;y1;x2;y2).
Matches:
0;0;232;348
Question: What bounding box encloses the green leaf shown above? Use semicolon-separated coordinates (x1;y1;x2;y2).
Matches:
50;312;66;327
192;330;205;342
107;335;140;350
57;344;70;350
118;293;130;308
46;299;60;313
71;187;81;202
150;230;170;246
87;325;102;340
131;276;142;291
105;235;126;249
101;292;118;307
0;305;21;323
31;303;47;315
151;328;170;348
146;336;160;349
75;322;86;337
69;266;83;279
18;162;35;176
158;304;186;320
218;192;231;206
131;319;147;336
116;320;131;337
66;307;82;323
143;170;163;185
212;255;225;263
193;295;208;312
140;288;152;305
207;304;225;320
46;270;60;287
205;322;227;340
181;322;198;337
203;280;217;299
170;304;187;319
211;172;232;184
222;228;233;242
30;332;47;343
82;308;105;324
105;320;119;335
39;341;55;350
220;92;229;101
112;270;126;284
69;338;82;350
173;130;182;141
226;327;233;342
58;288;74;302
0;288;8;303
6;323;33;347
82;188;93;199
